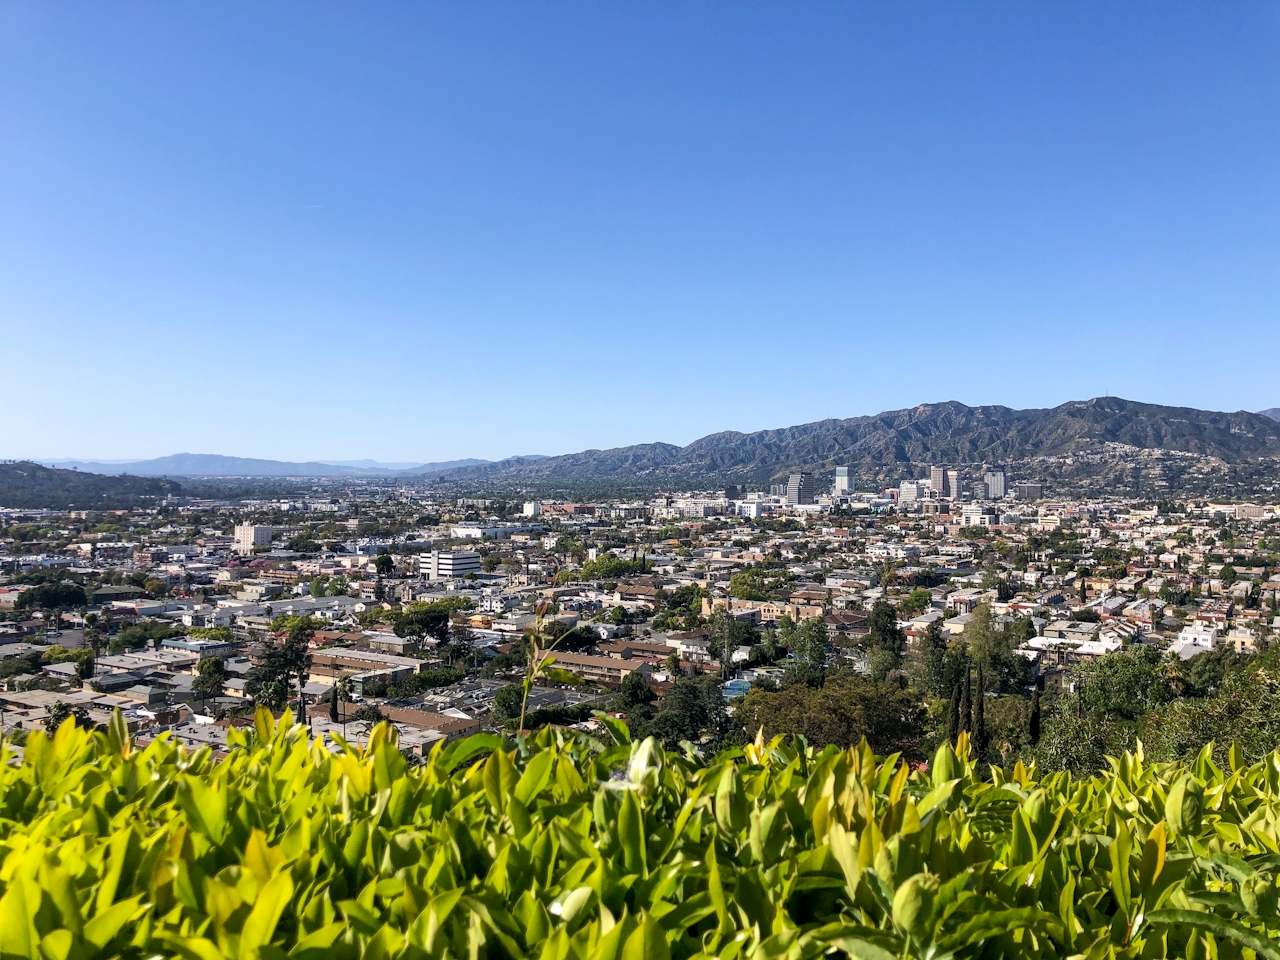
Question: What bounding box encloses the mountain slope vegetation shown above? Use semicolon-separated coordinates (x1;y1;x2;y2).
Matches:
0;461;183;509
424;397;1280;484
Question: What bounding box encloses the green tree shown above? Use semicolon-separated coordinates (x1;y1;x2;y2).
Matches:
962;604;1032;694
1073;644;1173;721
899;588;933;616
737;669;926;757
864;600;905;679
329;676;353;724
248;621;314;713
43;700;93;732
577;555;645;580
946;679;962;745
614;671;657;728
665;650;683;678
790;617;830;667
73;649;95;683
914;618;949;697
395;607;450;645
491;684;524;726
708;609;760;674
15;582;87;611
351;704;388;724
1028;690;1041;745
973;667;988;763
193;657;227;700
728;573;769;601
647;674;727;748
438;624;478;667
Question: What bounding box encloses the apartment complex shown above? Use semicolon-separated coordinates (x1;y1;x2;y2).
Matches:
233;525;271;556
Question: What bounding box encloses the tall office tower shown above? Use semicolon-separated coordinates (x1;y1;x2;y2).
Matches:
834;466;852;494
930;466;949;498
984;468;1006;499
971;481;988;500
946;469;963;500
786;472;819;505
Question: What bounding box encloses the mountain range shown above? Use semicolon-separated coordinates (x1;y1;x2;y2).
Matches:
414;397;1280;484
13;399;1280;490
38;454;493;478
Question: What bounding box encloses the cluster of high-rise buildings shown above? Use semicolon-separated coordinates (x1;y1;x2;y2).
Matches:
766;465;1030;509
899;466;1018;503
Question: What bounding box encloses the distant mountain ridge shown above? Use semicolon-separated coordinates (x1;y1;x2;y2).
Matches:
316;459;427;471
38;454;492;477
20;399;1279;486
419;397;1280;484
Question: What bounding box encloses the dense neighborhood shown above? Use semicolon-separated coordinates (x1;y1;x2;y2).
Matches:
2;464;1277;771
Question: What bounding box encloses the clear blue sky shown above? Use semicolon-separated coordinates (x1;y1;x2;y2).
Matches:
2;4;1277;463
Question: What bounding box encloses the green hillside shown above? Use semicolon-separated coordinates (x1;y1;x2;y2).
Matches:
0;461;182;509
426;397;1280;484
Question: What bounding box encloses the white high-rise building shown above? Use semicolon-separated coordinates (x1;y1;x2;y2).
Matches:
418;550;482;580
233;524;272;556
522;501;542;517
984;469;1006;499
834;467;852;494
899;481;926;502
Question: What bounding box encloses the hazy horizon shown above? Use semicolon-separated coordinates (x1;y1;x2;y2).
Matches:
13;396;1280;465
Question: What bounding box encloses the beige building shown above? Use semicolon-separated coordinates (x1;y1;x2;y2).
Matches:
233;524;272;556
550;652;652;686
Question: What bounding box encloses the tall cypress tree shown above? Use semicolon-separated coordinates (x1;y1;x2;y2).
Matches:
958;666;972;736
974;667;988;763
1029;690;1042;745
946;680;961;744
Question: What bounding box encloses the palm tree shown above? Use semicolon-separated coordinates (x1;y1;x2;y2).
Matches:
330;677;353;736
85;625;106;673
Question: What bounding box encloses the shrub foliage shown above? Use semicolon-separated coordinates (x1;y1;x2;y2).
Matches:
2;710;1280;959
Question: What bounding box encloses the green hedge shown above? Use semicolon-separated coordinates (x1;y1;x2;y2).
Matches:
1;711;1279;959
